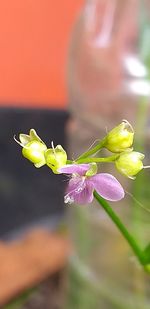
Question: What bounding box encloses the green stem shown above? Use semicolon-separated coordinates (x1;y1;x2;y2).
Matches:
76;154;119;164
94;191;146;266
76;138;106;161
67;160;73;164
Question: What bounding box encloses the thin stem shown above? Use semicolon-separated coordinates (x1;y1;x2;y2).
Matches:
67;160;73;164
94;191;146;266
76;138;106;161
76;154;119;164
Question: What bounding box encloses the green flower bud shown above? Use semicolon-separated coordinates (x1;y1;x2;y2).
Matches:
45;145;67;174
115;151;145;178
105;120;134;153
22;141;47;167
15;129;47;168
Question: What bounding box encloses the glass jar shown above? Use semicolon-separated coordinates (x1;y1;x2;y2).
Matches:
66;0;150;308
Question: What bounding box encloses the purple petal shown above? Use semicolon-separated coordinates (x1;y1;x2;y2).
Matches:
66;176;85;194
90;173;124;201
58;164;90;176
64;177;94;205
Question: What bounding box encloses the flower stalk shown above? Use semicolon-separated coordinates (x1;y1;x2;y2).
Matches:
76;154;119;164
76;138;106;161
94;191;148;269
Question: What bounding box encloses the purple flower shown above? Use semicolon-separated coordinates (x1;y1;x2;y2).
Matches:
58;164;125;205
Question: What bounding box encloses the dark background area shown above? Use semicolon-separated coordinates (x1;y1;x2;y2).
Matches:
0;108;68;238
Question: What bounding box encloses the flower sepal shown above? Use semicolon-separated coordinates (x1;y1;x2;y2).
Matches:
19;129;45;146
85;163;97;176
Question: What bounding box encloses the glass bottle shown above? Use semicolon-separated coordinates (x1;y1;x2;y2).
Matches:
67;0;150;308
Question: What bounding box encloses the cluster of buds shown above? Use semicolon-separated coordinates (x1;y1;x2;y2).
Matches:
103;120;145;179
14;120;147;204
14;129;67;173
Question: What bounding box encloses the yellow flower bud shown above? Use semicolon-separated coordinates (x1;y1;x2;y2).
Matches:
115;151;145;178
105;120;134;153
22;140;47;167
45;145;67;174
15;129;47;168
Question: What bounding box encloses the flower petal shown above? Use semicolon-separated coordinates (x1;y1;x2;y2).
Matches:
74;181;94;204
64;177;94;205
59;164;90;176
90;173;124;201
66;176;85;194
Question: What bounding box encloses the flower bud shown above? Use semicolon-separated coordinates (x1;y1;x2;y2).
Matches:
22;141;47;167
15;129;47;168
115;151;145;178
105;120;134;153
44;145;67;174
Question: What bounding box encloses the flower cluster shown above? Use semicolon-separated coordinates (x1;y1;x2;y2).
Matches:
14;129;67;173
15;120;146;205
104;120;144;179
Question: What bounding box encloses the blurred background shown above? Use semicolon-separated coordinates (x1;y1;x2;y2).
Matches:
0;0;83;308
0;0;150;308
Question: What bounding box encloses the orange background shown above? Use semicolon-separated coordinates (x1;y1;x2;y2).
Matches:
0;0;83;108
